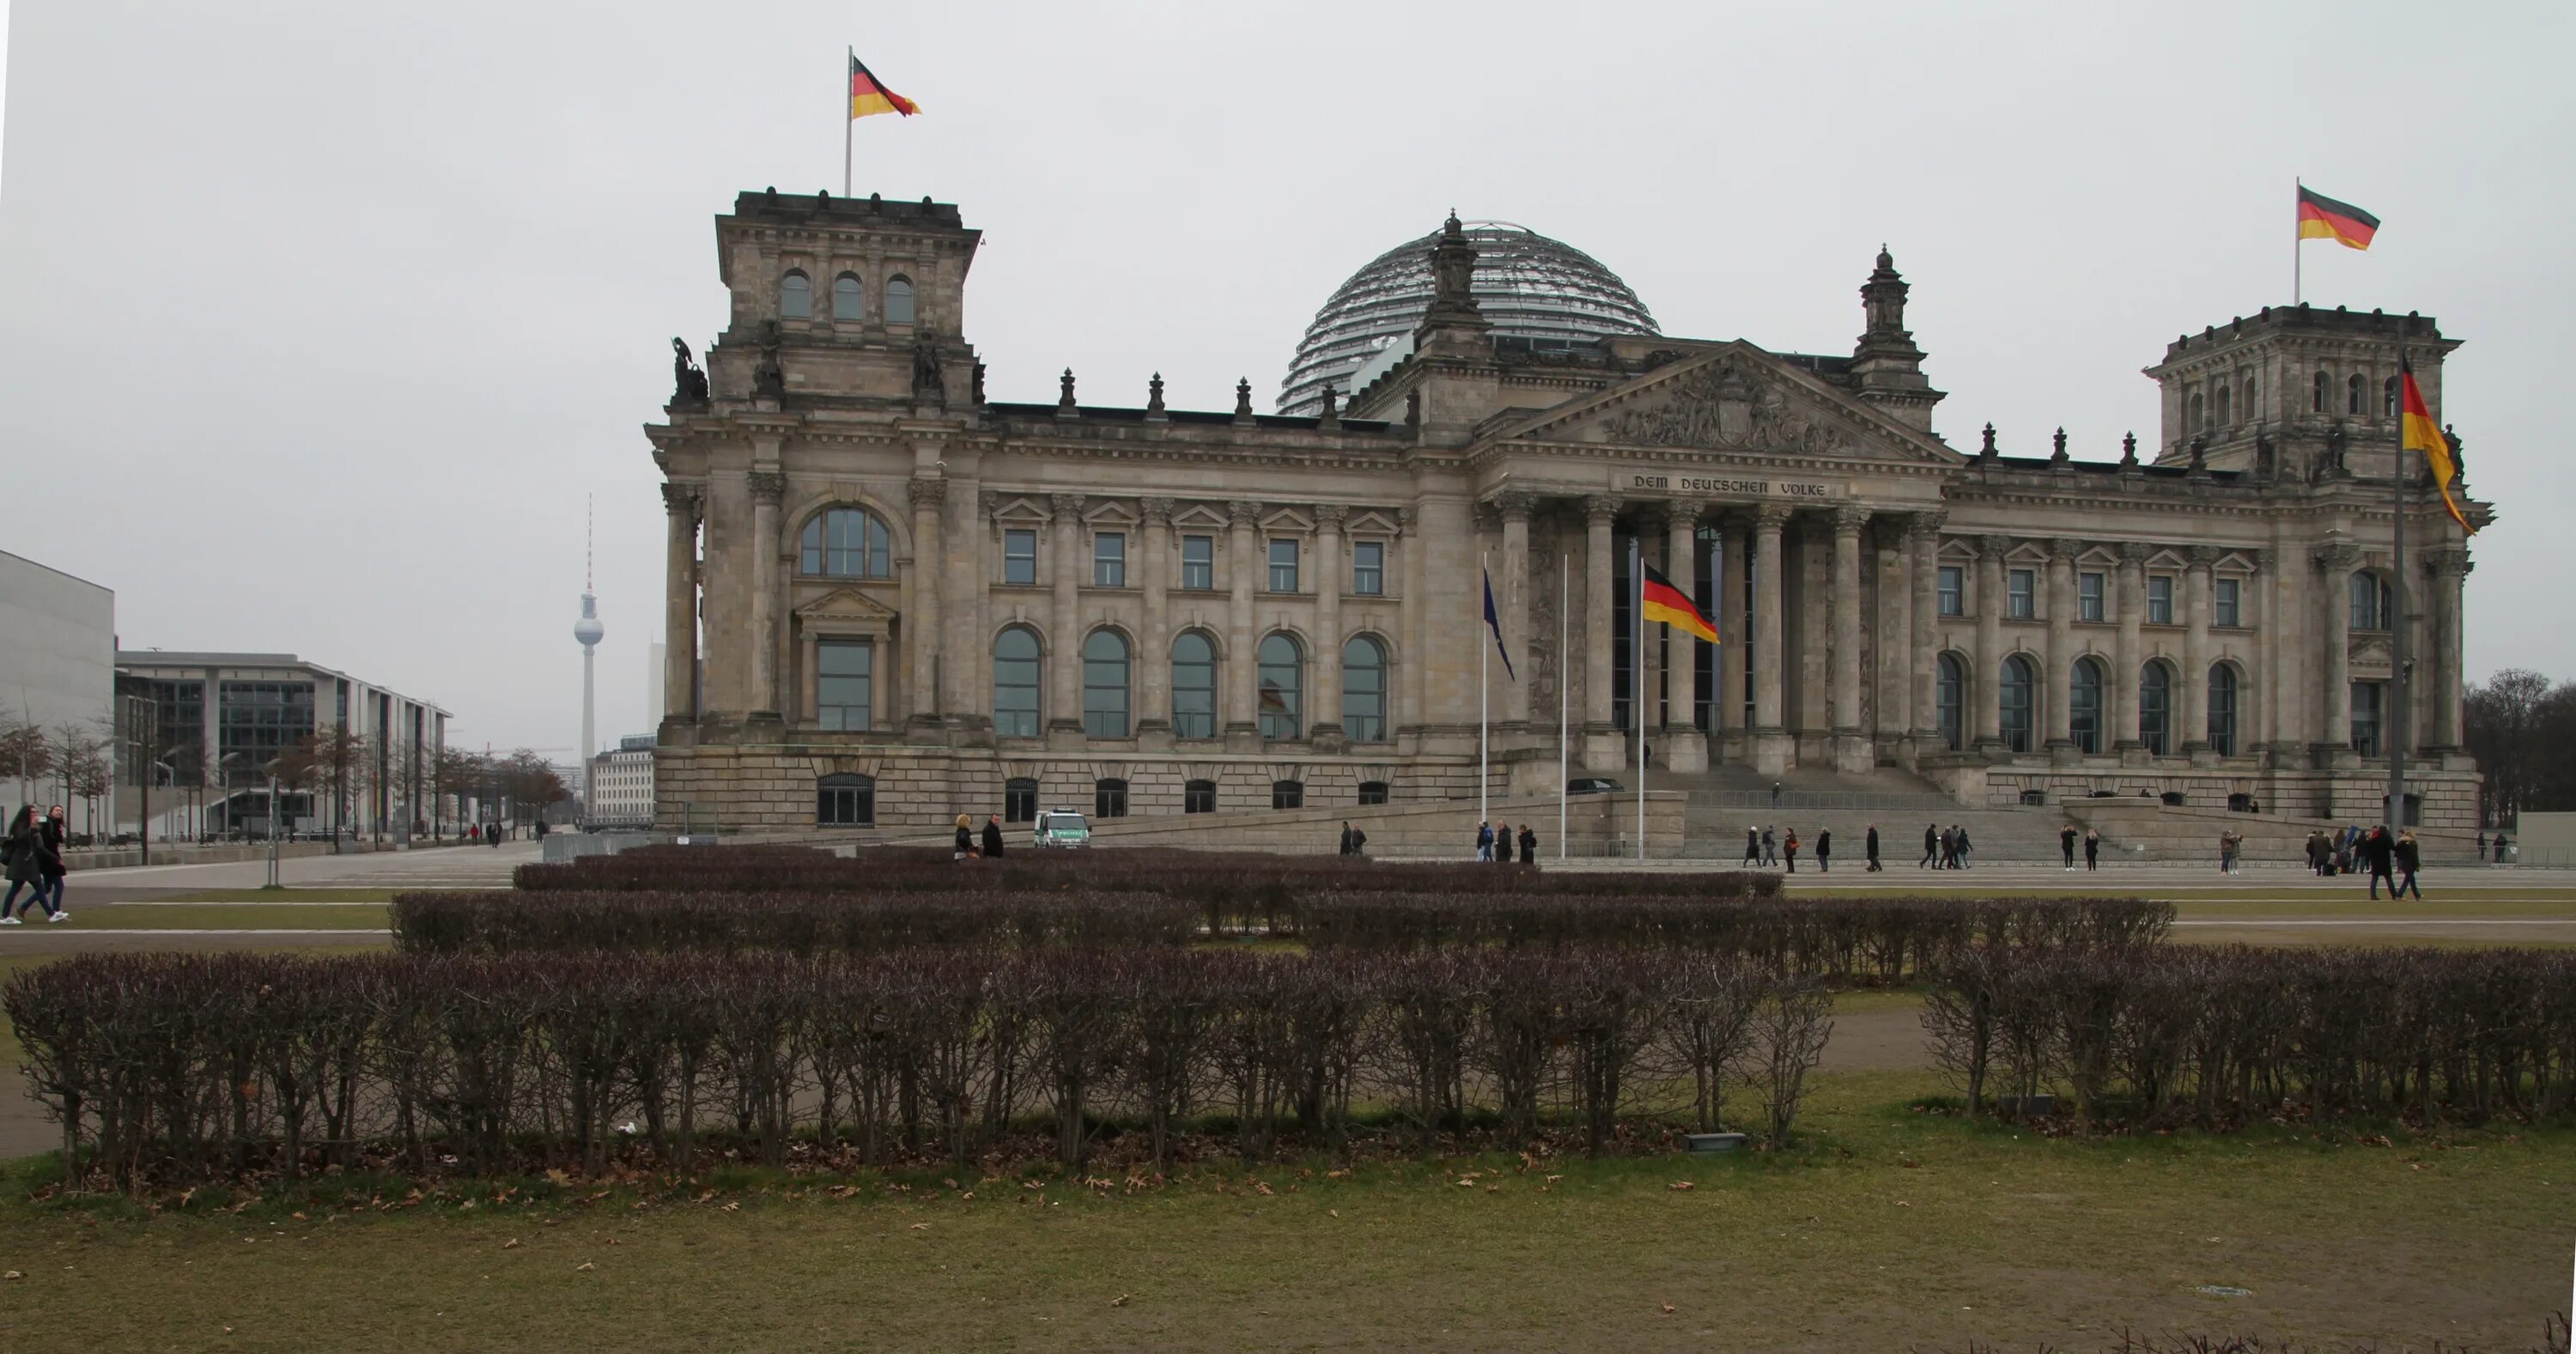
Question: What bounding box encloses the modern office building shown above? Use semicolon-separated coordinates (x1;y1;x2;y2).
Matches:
643;191;2488;833
113;651;450;839
0;551;117;829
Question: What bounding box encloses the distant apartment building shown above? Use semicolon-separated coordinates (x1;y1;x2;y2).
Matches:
114;651;449;839
587;732;657;827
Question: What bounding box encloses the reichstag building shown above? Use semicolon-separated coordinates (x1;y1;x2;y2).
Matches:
646;189;2488;834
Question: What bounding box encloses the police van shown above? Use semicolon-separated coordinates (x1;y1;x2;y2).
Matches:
1032;809;1091;849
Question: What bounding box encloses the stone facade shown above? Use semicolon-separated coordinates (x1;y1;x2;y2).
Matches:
647;194;2488;835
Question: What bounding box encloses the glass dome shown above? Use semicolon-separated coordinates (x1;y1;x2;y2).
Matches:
1279;220;1659;416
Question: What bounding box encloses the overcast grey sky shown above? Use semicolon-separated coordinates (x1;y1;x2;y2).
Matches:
3;1;2569;752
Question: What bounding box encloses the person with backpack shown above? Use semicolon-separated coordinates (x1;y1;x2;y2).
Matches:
34;806;70;918
1760;826;1778;867
1475;820;1493;862
1783;829;1801;874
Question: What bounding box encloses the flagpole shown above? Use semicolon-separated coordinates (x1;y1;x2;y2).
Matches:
1633;536;1645;863
2388;337;2409;833
1558;553;1568;861
842;46;854;198
2293;177;2302;307
1480;551;1490;837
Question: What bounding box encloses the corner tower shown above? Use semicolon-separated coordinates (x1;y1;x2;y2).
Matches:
2143;306;2459;483
1848;247;1944;434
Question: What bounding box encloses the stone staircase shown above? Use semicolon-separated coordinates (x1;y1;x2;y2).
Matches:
2063;798;2485;866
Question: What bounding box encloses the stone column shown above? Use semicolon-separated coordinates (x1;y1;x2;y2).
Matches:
906;476;945;731
1631;506;1665;740
2044;537;2077;759
1396;507;1421;735
1312;503;1347;743
2427;546;2471;750
1751;503;1791;774
2180;545;2215;758
744;471;786;721
1827;505;1868;773
1874;518;1911;742
1137;497;1174;738
1225;500;1261;744
1583;495;1618;735
2114;541;2147;754
1048;493;1085;738
1715;513;1747;743
2315;542;2358;756
2251;547;2277;760
1664;507;1709;771
1908;513;1941;744
1972;535;2008;750
661;483;701;725
1496;492;1532;731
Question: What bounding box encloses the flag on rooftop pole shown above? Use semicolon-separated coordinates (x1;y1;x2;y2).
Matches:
1482;567;1516;680
2296;185;2379;250
2399;358;2474;535
849;52;921;119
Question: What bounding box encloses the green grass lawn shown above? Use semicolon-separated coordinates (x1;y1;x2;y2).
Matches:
143;889;401;904
38;903;389;932
0;1069;2564;1351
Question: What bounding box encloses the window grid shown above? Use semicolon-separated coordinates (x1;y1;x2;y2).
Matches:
2215;578;2241;628
1095;779;1128;820
1936;566;1964;617
1081;631;1129;738
993;628;1041;738
1267;539;1299;593
2351;681;2385;757
2208;665;2239;756
816;639;872;732
1003;530;1037;586
1093;532;1126;587
2069;659;2104;755
1181;536;1214;590
2078;572;2105;622
2007;568;2036;620
780;271;811;319
2140;662;2172;756
1257;634;1302;739
1341;636;1387;743
1272;780;1304;811
1005;778;1038;823
1170;632;1216;739
1357;781;1388;806
801;508;891;578
2147;576;2174;625
1999;656;2035;754
1353;541;1385;596
1935;654;1965;751
817;774;873;827
1184;780;1217;814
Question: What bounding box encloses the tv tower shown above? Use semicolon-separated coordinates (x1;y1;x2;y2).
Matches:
573;497;604;814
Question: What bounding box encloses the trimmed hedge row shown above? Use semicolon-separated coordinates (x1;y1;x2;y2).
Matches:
3;948;1830;1191
391;890;1202;956
1923;944;2576;1130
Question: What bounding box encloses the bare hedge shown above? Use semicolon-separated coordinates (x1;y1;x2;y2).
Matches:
3;948;1831;1192
1923;944;2576;1130
390;890;1202;956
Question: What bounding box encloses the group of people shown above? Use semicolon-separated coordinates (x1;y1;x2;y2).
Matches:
952;813;1008;860
1473;820;1539;865
2056;824;2105;871
1923;823;1975;870
2475;830;2513;863
1737;824;1882;872
2;805;71;924
2306;823;2424;897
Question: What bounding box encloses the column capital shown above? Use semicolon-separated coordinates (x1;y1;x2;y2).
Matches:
660;482;702;519
746;470;787;504
1139;495;1176;527
2313;542;2360;573
2185;544;2219;570
1491;489;1534;522
1314;501;1351;528
2423;544;2472;577
1582;494;1621;524
904;476;945;509
1396;506;1418;536
2117;540;2153;568
2047;537;2081;562
1906;509;1947;543
1227;499;1263;528
1831;503;1871;536
1051;492;1087;523
2250;546;2276;570
1753;501;1793;530
1977;533;2013;562
978;488;1001;520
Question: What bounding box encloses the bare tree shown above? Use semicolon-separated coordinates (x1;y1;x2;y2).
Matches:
430;744;485;840
2465;669;2574;826
0;716;52;810
57;725;113;841
276;727;371;850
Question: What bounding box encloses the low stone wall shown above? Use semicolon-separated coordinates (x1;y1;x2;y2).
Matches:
2064;799;2484;865
60;838;444;871
1978;765;2481;830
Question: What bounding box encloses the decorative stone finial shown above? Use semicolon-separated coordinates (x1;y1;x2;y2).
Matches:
2051;427;2069;463
1233;377;1255;426
1145;371;1167;420
1056;367;1077;418
1978;422;1997;458
1319;386;1340;429
2119;431;2139;467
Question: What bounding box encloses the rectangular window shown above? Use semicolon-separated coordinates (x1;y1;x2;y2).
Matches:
2147;575;2174;625
1353;541;1385;596
1184;780;1216;815
1357;780;1388;806
2215;578;2241;628
2078;572;2105;622
1181;535;1213;590
1093;531;1126;587
1095;779;1128;819
816;640;872;731
1272;780;1304;811
1005;779;1038;823
1936;565;1964;617
1268;539;1299;592
1003;529;1037;586
2350;681;2385;757
2007;568;2036;620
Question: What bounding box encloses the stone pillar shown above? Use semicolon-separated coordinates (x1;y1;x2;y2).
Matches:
2044;537;2076;760
1583;495;1618;735
1048;493;1085;738
1396;507;1421;735
744;471;785;721
1311;503;1347;744
1225;500;1261;744
1631;506;1665;743
1496;492;1532;731
661;483;701;725
1136;497;1174;739
1715;513;1747;744
2251;547;2277;760
2114;541;2147;755
1664;507;1709;771
1874;518;1911;742
1828;505;1869;773
1751;503;1791;774
1908;513;1941;745
1972;535;2008;750
2315;542;2358;757
2181;545;2215;760
2427;546;2471;750
905;476;945;731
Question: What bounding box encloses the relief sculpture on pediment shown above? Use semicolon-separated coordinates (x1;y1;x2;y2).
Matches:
1600;367;1848;457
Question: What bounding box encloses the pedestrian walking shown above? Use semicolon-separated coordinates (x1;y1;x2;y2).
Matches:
2083;828;2100;871
2394;830;2423;900
1494;823;1515;865
1920;823;1939;869
2476;829;2488;862
1771;780;1783;807
982;815;1006;859
2;806;58;923
33;806;70;919
2364;825;2397;900
1783;829;1800;874
2218;829;2239;876
1815;829;1832;873
2060;825;2078;871
1476;820;1493;862
2494;832;2512;863
1517;823;1537;865
955;814;977;860
1760;827;1778;867
1865;824;1882;872
1741;826;1760;866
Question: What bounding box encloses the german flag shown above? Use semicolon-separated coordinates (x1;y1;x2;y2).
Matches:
2297;185;2379;251
850;54;920;119
1639;562;1718;644
2399;358;2473;534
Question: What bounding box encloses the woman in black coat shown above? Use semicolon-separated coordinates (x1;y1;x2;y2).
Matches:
981;815;1005;859
1516;824;1537;865
1;806;42;922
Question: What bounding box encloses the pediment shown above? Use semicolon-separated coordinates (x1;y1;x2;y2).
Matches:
1493;343;1962;465
794;586;899;622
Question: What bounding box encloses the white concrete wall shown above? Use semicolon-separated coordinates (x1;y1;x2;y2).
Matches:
0;550;116;816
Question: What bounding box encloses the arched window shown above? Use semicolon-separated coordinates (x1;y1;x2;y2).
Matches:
780;270;811;319
1183;779;1216;814
1004;776;1038;823
1341;635;1388;742
1935;653;1965;752
1170;632;1216;739
1999;655;2037;754
2312;370;2330;413
1081;630;1130;738
2189;391;2205;432
2382;375;2399;419
884;274;915;325
799;507;891;577
2140;660;2173;756
2214;381;2231;427
1094;778;1128;819
2346;373;2366;416
817;773;873;826
2243;375;2258;415
2069;657;2105;756
2348;571;2392;630
1272;780;1304;810
1257;634;1303;739
2208;663;2239;756
993;627;1042;738
832;273;865;320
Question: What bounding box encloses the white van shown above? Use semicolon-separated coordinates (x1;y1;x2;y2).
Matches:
1033;809;1091;849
